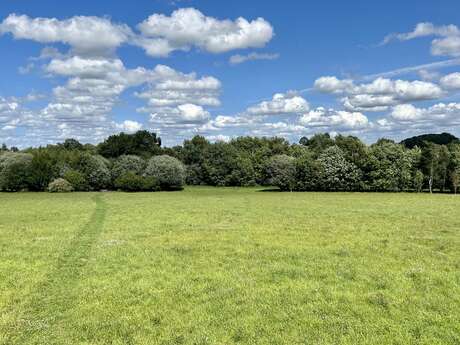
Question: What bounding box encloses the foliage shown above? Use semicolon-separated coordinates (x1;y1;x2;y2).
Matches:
62;138;84;151
145;155;185;189
414;170;424;193
4;130;460;193
294;148;324;191
0;152;33;191
76;154;111;191
48;178;74;193
111;155;145;182
28;149;57;191
368;140;420;192
98;130;161;158
401;132;459;149
63;170;89;191
318;146;362;191
267;154;296;191
114;172;159;192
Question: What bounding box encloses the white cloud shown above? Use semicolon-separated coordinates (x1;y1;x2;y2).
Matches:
136;8;273;56
382;22;460;57
229;52;279;65
440;72;460;89
114;120;143;133
390;104;423;120
314;76;354;93
0;14;132;56
299;107;369;130
315;76;444;111
377;102;460;134
247;93;309;116
177;104;210;122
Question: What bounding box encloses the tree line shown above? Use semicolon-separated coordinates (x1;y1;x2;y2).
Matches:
1;131;459;193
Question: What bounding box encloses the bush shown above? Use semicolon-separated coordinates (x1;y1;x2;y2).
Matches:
111;155;145;181
28;150;57;191
48;178;74;193
114;172;159;192
145;155;186;189
0;152;33;191
76;154;111;190
63;170;89;191
267;154;296;191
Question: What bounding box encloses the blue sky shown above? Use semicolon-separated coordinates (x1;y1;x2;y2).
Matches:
1;0;460;147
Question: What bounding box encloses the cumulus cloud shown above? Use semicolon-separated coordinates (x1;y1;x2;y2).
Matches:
373;102;460;136
114;120;143;133
315;76;444;111
314;76;354;93
229;52;279;65
136;8;273;56
136;66;221;130
0;14;132;56
440;72;460;90
299;107;369;130
247;93;309;116
382;22;460;57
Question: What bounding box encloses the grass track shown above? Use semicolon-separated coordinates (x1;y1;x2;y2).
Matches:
0;187;460;344
1;194;107;344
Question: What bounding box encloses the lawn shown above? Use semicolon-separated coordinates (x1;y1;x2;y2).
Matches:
0;187;459;345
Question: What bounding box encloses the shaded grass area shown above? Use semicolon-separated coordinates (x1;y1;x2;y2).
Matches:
0;187;459;344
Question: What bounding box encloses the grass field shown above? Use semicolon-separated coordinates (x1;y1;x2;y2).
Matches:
0;187;459;345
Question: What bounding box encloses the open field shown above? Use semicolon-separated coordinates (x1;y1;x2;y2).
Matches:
0;187;459;345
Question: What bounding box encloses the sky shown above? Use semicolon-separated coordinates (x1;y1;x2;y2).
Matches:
1;0;460;147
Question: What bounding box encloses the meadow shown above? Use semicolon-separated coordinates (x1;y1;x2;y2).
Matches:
0;187;459;344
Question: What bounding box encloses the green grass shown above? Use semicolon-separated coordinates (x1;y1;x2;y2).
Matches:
1;187;459;345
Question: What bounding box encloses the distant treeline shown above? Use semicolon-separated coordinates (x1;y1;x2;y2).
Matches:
1;131;459;193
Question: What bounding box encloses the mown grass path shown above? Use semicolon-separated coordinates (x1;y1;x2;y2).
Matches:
2;194;107;345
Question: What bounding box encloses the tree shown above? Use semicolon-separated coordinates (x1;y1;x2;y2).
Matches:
145;155;186;190
202;142;239;186
266;155;296;191
420;143;449;193
317;146;361;191
76;154;111;190
0;153;33;191
295;150;323;191
449;143;460;194
29;149;56;191
299;133;335;155
414;171;424;193
98;130;161;158
368;139;418;192
62;138;84;151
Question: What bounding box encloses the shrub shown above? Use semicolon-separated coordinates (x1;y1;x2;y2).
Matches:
48;178;73;193
63;170;89;191
267;154;296;191
114;172;159;192
145;155;186;189
28;150;56;191
0;152;33;191
111;155;145;181
76;154;111;190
